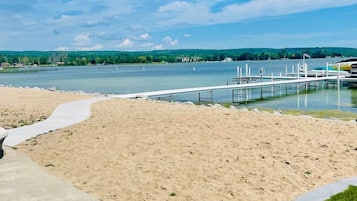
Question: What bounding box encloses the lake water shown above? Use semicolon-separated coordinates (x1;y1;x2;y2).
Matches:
1;58;357;113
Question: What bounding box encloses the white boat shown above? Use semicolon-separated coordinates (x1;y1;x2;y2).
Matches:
299;65;350;77
330;58;357;71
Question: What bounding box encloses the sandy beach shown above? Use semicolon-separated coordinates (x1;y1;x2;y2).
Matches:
1;86;356;201
0;87;91;129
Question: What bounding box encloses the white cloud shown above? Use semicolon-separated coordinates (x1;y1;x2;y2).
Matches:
2;1;357;50
53;15;72;24
153;44;164;50
140;33;150;40
54;46;70;51
54;44;103;51
118;38;134;48
156;0;357;26
164;36;178;46
158;1;192;13
76;44;104;51
157;1;211;25
74;34;91;46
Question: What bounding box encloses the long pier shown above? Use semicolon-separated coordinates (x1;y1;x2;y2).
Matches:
111;76;342;100
110;61;357;104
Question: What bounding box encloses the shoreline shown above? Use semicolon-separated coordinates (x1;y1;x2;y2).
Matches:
1;84;356;124
0;87;355;200
1;59;357;116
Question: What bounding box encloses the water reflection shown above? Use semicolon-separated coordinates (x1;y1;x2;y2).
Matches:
350;88;357;108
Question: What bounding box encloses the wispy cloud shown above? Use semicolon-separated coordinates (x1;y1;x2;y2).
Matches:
76;44;103;51
153;44;164;50
140;33;150;40
74;34;91;47
118;38;134;48
1;0;357;50
164;36;179;46
156;0;357;26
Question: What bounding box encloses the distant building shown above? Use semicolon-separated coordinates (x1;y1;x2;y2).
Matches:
56;62;65;66
0;62;11;67
222;57;233;62
13;63;25;67
176;56;202;62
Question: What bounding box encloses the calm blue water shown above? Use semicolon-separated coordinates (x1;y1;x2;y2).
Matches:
1;58;357;113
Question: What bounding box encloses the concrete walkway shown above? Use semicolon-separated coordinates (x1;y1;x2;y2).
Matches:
1;96;109;201
0;146;98;201
4;96;109;146
294;177;357;201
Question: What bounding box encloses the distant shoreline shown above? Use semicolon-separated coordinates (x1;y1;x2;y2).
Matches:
1;47;356;67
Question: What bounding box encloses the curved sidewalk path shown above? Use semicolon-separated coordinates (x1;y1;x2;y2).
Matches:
4;96;110;146
1;96;109;201
294;176;357;201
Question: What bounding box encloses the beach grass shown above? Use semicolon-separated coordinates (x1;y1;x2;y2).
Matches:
224;103;356;121
198;101;357;121
282;109;357;121
325;185;357;201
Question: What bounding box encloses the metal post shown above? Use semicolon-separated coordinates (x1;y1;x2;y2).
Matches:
245;64;248;77
239;67;243;84
338;63;341;110
232;90;234;103
292;65;294;74
245;88;248;104
198;92;201;104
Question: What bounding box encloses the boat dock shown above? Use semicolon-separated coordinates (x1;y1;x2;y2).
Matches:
112;76;348;102
111;61;357;104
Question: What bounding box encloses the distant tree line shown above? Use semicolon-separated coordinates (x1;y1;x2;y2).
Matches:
1;47;357;67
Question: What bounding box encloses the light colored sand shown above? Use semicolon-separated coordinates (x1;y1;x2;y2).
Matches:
0;87;91;129
1;86;356;201
8;93;356;201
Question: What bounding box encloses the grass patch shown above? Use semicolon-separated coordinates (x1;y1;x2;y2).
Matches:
194;102;356;121
283;109;357;121
325;185;357;201
45;163;55;167
252;107;356;121
304;171;312;175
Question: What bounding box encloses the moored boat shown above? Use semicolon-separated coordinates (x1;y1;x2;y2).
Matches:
330;58;357;71
302;66;350;77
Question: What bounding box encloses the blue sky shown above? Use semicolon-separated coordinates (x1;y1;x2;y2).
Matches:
1;0;357;51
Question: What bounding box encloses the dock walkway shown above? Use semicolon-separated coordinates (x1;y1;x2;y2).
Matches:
112;76;339;99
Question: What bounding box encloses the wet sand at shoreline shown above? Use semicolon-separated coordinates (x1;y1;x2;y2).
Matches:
1;86;356;201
